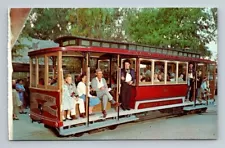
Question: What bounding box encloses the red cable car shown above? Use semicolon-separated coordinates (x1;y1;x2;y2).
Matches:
28;36;217;137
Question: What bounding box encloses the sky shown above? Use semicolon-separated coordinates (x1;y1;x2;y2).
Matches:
207;41;217;61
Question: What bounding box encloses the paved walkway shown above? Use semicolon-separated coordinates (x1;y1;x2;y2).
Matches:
11;101;217;140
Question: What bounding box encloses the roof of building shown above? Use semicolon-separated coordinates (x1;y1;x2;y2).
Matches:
13;37;59;64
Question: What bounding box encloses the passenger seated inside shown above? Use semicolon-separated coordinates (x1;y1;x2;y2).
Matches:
91;68;120;118
170;73;176;82
51;78;57;86
154;73;160;82
77;73;100;115
178;74;184;82
158;73;164;82
140;73;146;82
62;74;85;121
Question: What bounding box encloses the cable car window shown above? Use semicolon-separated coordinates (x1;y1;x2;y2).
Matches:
102;43;110;48
156;48;162;53
48;56;58;87
62;57;82;84
81;40;90;46
154;61;165;84
178;62;187;83
63;41;68;46
98;60;110;84
129;45;136;50
163;49;167;54
69;40;76;45
139;59;152;84
137;46;143;51
31;58;36;87
150;48;156;53
111;43;118;48
92;41;100;47
38;56;45;87
173;51;178;56
144;47;149;52
120;44;127;49
168;50;173;55
167;62;177;84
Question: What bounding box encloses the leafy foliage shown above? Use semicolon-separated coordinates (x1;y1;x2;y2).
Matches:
16;8;217;58
124;8;217;57
22;8;72;40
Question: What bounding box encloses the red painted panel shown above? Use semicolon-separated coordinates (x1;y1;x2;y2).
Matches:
135;84;188;101
138;99;183;109
128;84;187;109
29;88;61;127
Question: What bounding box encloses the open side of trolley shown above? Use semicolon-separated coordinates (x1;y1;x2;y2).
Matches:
28;36;216;137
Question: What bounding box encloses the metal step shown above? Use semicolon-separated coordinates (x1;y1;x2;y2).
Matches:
183;105;207;111
58;115;139;136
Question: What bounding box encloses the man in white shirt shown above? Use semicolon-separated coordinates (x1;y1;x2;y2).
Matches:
120;59;136;110
187;63;196;102
91;69;120;118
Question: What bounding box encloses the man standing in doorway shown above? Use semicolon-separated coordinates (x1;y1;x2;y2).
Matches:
187;63;196;102
120;59;136;110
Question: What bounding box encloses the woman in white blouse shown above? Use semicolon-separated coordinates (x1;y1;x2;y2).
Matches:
77;74;100;115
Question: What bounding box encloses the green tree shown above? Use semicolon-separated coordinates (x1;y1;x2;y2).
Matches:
67;8;121;40
13;8;71;59
22;8;72;40
124;8;217;57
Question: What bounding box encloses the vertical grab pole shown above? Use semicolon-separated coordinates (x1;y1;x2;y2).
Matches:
193;62;197;107
58;51;63;122
116;55;120;120
85;53;90;127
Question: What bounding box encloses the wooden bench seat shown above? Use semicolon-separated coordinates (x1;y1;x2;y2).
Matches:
75;102;111;116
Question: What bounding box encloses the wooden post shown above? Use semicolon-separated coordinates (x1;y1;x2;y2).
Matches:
151;60;154;85
35;57;39;87
186;62;189;83
212;64;216;101
57;51;62;121
116;55;120;120
193;62;197;107
109;57;112;86
164;61;167;84
136;58;140;86
44;55;48;89
29;58;33;87
85;53;90;127
176;62;179;84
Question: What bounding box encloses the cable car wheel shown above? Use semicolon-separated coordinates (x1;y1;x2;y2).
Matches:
44;124;51;128
107;125;118;130
73;132;84;137
201;108;207;113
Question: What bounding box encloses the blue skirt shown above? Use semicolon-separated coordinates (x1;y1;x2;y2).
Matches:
79;94;100;107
